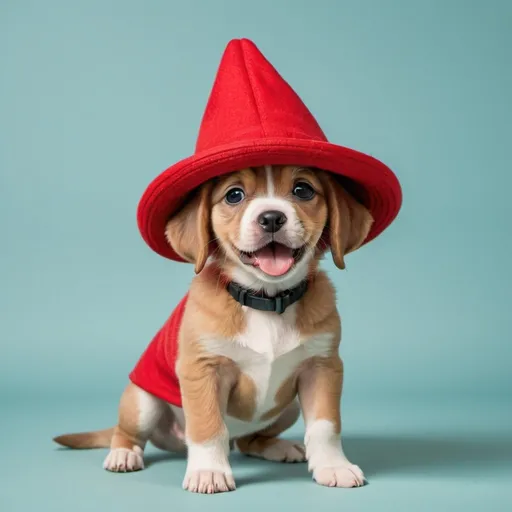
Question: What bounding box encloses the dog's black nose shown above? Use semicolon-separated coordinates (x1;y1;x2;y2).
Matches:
258;210;287;233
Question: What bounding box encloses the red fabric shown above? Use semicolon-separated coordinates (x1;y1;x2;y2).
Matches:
137;38;402;261
129;295;188;406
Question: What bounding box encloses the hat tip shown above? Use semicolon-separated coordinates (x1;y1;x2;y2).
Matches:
225;37;257;49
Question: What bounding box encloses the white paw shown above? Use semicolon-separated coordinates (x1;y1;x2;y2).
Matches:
259;439;306;463
183;470;236;494
103;447;144;472
313;464;365;488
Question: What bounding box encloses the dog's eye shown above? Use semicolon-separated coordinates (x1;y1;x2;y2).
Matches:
225;187;245;205
292;182;315;200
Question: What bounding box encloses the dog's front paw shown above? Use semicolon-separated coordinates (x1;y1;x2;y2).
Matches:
183;470;236;494
313;464;365;488
103;447;144;472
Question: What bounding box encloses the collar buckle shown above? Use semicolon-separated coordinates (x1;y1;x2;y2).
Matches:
237;288;247;306
274;296;285;314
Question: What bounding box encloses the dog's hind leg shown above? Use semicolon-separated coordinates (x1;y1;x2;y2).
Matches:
236;400;306;463
149;405;187;453
103;383;166;472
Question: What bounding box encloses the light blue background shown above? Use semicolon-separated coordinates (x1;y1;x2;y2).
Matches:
1;1;511;511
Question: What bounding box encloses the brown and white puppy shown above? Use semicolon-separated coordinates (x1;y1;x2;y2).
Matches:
54;165;373;493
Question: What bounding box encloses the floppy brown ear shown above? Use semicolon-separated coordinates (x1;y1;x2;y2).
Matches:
322;175;374;270
165;182;213;274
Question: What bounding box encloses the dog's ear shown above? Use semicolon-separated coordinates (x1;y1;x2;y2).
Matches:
165;182;213;274
322;175;374;270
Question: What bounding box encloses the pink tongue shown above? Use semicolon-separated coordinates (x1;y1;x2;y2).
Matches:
253;244;294;276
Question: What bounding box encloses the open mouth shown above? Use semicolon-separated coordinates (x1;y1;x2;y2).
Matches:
237;241;306;277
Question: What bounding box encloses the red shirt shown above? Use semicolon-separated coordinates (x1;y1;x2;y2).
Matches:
129;295;188;407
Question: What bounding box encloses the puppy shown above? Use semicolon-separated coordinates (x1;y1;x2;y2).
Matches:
54;165;373;493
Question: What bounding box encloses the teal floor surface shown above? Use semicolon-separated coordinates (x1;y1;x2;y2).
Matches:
2;399;511;511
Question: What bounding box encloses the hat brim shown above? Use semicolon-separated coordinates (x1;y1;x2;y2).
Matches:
137;138;402;261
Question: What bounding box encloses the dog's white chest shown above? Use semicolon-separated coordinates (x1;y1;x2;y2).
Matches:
234;307;303;413
202;306;333;436
238;305;301;359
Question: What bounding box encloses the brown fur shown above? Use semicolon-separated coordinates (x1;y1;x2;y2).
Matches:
53;428;114;449
165;182;214;273
260;373;299;421
227;370;259;422
110;382;155;450
299;355;344;434
178;357;233;443
318;173;373;269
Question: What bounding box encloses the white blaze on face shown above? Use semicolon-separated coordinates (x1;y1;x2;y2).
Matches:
265;164;274;197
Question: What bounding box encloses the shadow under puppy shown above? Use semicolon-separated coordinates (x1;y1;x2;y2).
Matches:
54;164;373;493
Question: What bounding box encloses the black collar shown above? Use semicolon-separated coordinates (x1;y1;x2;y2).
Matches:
227;280;308;315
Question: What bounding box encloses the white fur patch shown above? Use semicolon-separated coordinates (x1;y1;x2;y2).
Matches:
304;333;335;357
103;446;144;472
182;428;236;493
304;419;365;487
305;419;348;471
183;470;236;493
265;164;274;196
239;303;300;358
135;386;165;435
185;431;232;474
239;197;300;251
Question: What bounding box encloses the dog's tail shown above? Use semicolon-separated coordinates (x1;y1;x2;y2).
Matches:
53;427;114;449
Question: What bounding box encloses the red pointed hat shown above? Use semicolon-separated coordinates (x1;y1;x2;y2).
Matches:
137;38;402;261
